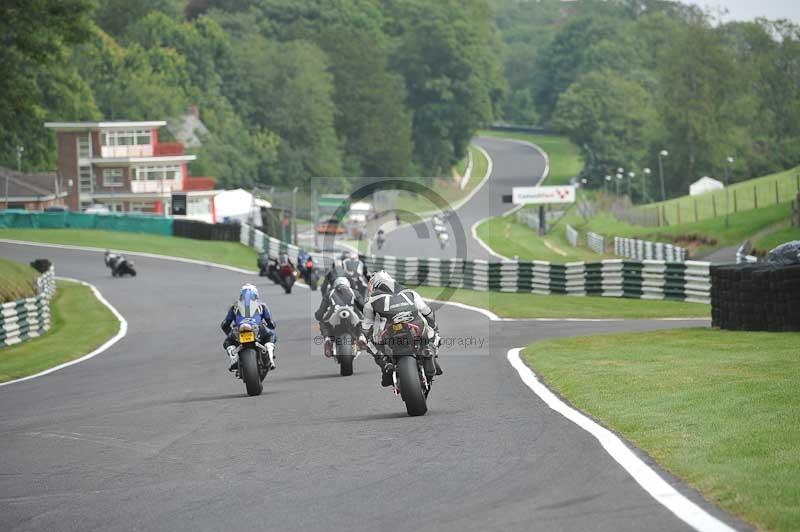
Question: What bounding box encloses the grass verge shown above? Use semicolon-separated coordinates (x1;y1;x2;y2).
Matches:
415;286;708;319
0;258;39;303
476;210;609;262
479;129;584;186
396;145;489;219
523;328;800;531
635;166;800;225
0;280;119;382
0;228;258;270
753;226;800;253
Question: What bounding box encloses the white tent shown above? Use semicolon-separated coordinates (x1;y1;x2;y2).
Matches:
214;188;270;226
689;176;724;196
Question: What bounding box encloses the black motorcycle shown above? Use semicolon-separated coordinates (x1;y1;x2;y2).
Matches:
278;263;296;294
300;257;319;291
108;255;136;277
323;304;362;376
232;318;272;396
380;313;436;416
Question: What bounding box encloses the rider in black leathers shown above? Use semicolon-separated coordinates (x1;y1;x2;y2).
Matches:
314;277;365;357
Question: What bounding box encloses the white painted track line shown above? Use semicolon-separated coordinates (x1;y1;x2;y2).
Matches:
507;347;735;532
0;277;128;387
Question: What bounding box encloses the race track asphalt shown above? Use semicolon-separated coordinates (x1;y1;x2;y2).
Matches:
0;138;745;532
376;136;548;260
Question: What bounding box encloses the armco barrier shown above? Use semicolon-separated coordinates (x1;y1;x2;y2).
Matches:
240;223;711;303
614;236;687;262
0;266;57;347
711;263;800;331
566;224;579;247
587;231;606;254
0;211;173;236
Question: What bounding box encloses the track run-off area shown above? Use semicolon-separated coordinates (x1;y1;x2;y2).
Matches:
0;137;747;532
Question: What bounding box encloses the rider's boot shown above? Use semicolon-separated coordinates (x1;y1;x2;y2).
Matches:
434;356;443;375
266;342;276;370
226;345;238;371
378;356;395;387
323;337;334;358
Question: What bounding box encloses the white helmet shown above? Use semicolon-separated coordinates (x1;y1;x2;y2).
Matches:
332;277;351;290
367;270;395;295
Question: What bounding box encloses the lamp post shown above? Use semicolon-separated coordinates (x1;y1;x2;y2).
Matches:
643;168;652;203
615;173;623;196
724;156;734;228
291;186;298;245
658;150;668;201
16;145;23;172
627;171;635;199
604;175;611;194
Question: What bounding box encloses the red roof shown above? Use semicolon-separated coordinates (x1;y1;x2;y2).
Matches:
185;176;216;191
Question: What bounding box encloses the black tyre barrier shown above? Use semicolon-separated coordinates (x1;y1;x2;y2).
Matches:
172;219;241;242
29;258;53;274
711;263;800;331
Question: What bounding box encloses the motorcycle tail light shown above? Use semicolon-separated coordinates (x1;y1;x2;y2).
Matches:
239;323;253;332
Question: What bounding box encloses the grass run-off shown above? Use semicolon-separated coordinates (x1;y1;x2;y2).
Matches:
478;130;584;186
0;258;40;303
0;228;259;271
396;145;489;221
0;280;119;383
523;328;800;531
414;286;708;319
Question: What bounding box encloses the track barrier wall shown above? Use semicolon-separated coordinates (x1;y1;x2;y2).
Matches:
0;211;173;236
711;263;800;331
0;266;56;347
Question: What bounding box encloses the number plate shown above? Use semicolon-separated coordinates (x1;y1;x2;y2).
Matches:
392;323;404;332
240;331;255;343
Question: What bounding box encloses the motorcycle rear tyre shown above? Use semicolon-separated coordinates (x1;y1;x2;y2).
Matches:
240;348;263;396
338;340;354;377
397;356;427;416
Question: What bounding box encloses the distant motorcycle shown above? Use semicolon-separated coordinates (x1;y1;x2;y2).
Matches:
299;256;319;291
105;253;136;277
279;263;296;294
322;304;362;376
375;230;386;251
381;313;436;416
232;317;273;396
437;231;449;249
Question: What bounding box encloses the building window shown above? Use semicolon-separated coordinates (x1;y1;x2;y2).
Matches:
105;202;123;212
77;135;91;159
102;129;152;147
129;201;155;213
134;165;181;181
103;168;124;187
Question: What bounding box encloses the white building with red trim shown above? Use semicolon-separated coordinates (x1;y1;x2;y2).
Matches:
44;121;217;216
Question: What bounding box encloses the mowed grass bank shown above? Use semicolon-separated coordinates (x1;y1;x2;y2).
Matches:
478;130;584;186
0;258;39;303
0;228;259;271
415;286;708;319
524;329;800;531
636;166;800;226
396;144;489;219
0;280;119;382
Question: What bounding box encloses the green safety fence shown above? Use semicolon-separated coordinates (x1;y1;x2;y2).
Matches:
0;211;173;236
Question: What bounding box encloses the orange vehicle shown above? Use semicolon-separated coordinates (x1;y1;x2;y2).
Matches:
316;218;345;235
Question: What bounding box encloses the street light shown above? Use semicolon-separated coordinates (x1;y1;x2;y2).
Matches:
604;175;612;194
627;171;635;198
724;156;734;228
16;145;23;172
658;150;668;201
643;168;652;202
615;173;623;196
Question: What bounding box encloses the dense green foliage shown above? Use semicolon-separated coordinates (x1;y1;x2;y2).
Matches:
0;0;503;188
492;0;800;200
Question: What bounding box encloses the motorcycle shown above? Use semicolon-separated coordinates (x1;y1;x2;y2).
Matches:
300;257;319;291
437;231;449;249
375;231;386;251
233;318;272;396
323;304;362;376
380;314;436;416
279;263;296;294
257;254;270;277
109;256;136;277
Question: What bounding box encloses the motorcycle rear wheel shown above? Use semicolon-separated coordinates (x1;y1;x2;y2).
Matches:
338;340;354;376
239;348;263;396
397;356;427;416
